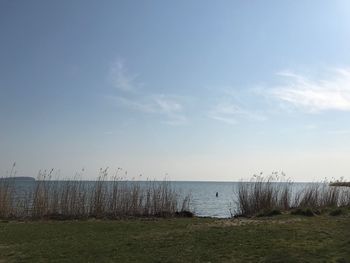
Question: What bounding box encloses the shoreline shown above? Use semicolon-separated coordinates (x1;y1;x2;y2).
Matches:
330;182;350;187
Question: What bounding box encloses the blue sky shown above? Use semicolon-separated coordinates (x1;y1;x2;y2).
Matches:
1;0;350;181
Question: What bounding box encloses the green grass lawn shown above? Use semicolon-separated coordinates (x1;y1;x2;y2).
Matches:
0;213;349;262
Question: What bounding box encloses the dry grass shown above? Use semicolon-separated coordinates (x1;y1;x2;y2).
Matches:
0;163;17;218
235;173;350;217
3;166;349;219
235;172;292;217
292;181;350;210
0;166;191;220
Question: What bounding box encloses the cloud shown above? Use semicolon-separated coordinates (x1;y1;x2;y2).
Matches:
107;58;188;125
163;114;188;126
304;124;318;130
327;129;350;135
151;95;188;125
112;96;155;113
209;102;266;125
270;68;350;113
108;59;140;92
153;95;183;113
111;95;188;126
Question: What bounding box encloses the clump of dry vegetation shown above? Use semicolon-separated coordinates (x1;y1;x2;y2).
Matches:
235;172;292;217
0;165;192;220
0;163;16;218
235;172;350;217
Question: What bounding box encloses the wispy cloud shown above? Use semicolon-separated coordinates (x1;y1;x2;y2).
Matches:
153;95;183;113
304;124;318;130
108;59;140;92
107;58;188;125
110;95;188;126
270;68;350;113
327;129;350;135
209;101;266;125
112;96;154;113
152;95;188;125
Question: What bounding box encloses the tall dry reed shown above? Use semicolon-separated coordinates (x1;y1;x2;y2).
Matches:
0;167;192;220
0;163;16;218
235;172;292;217
235;173;350;217
293;182;346;208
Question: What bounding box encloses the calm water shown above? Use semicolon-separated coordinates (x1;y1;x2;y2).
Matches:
172;181;237;218
9;180;317;218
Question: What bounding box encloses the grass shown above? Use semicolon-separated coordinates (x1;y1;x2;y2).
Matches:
235;173;350;217
0;166;192;219
0;212;349;262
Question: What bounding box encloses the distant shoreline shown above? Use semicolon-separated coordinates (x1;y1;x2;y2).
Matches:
330;182;350;187
0;176;36;181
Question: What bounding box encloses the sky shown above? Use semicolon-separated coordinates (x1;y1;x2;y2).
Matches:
1;0;350;181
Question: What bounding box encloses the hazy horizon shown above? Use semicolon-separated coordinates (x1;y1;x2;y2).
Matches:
1;1;350;182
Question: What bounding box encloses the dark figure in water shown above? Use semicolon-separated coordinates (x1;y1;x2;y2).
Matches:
216;192;218;197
